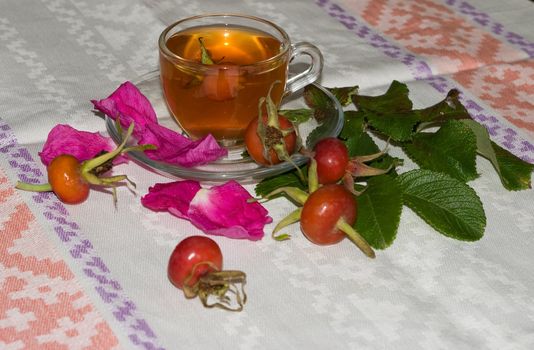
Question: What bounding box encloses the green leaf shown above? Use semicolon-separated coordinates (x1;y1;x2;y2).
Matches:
397;169;486;241
403;120;478;182
365;110;420;141
355;175;402;249
304;84;335;110
302;84;336;125
341;113;402;173
327;86;358;107
306;108;343;148
461;119;534;191
306;125;326;149
340;110;365;140
460;119;497;164
491;142;534;191
351;81;417;141
417;89;471;125
353;84;472;142
255;169;306;198
345;130;379;157
353;80;412;113
313;107;338;125
279;108;313;124
302;84;339;136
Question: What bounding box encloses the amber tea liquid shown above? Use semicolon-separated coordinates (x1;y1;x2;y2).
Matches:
160;24;287;145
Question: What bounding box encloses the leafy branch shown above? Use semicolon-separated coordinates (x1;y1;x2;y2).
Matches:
256;81;533;251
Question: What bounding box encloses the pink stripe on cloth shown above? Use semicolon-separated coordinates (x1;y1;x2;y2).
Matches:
443;0;534;57
0;120;165;350
340;0;527;75
0;171;119;349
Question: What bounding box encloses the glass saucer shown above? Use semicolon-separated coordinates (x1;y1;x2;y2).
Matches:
105;70;344;182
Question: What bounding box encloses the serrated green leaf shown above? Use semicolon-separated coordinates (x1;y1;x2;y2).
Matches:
351;81;417;141
365;111;420;141
327;86;358;107
306;109;343;148
460;119;497;163
355;175;402;249
461;119;534;191
403;120;478;182
417;89;471;124
306;124;328;149
353;80;412;113
279;108;313;124
340;110;365;140
255;169;306;198
314;107;339;126
398;169;486;241
345;130;379;157
491;142;534;191
300;84;340;146
304;84;335;110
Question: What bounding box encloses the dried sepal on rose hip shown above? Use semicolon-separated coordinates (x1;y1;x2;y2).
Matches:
15;123;154;204
168;235;247;312
312;137;393;194
245;81;300;166
265;159;376;258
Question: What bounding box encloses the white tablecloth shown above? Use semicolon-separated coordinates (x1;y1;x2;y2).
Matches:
1;0;533;349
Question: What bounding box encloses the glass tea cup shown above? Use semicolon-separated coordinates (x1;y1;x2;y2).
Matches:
158;13;323;147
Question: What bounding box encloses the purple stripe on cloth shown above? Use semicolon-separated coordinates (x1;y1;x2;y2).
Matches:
316;0;434;80
316;0;534;163
443;0;534;57
0;119;165;350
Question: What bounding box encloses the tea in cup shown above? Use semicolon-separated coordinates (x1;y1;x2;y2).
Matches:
159;14;323;147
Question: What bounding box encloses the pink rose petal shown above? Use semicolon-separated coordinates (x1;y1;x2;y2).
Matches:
92;81;227;167
38;124;121;165
91;81;157;138
141;124;228;166
141;180;201;219
141;180;271;241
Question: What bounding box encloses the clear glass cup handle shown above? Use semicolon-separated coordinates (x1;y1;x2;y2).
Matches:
285;42;324;94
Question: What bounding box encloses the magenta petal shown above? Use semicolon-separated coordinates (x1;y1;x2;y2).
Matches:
187;181;272;240
141;124;228;167
92;82;227;167
141;180;271;241
91;81;157;137
141;180;201;218
38;124;118;165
